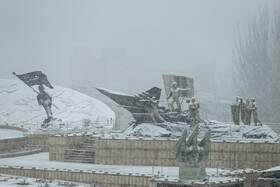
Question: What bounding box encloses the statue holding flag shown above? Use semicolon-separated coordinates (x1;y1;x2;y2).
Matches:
163;75;194;113
13;71;57;124
37;84;53;123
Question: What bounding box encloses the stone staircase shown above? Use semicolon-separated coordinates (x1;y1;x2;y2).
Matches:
65;136;95;163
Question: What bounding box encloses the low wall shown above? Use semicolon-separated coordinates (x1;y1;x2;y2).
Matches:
0;148;43;158
94;138;280;170
0;165;156;187
0;134;49;153
0;125;28;132
0;165;255;187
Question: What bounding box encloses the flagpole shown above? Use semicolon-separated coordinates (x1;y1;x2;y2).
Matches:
12;72;59;109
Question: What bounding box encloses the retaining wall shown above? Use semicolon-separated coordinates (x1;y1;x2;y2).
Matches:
0;165;254;187
0;134;49;153
94;138;280;170
0;125;28;132
48;134;280;170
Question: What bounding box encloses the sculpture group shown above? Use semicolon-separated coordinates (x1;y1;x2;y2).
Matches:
97;74;206;125
12;71;263;129
231;96;262;126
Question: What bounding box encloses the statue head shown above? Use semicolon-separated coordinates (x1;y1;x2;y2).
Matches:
251;98;255;102
186;98;190;103
191;97;196;102
172;82;178;88
38;85;45;93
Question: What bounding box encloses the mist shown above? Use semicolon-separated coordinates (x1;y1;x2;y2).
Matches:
0;0;271;97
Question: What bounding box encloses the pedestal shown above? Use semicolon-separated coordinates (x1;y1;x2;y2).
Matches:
179;166;206;181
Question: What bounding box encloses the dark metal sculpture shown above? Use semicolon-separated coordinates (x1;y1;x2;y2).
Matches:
96;87;189;124
173;125;211;180
13;71;57;124
173;125;211;167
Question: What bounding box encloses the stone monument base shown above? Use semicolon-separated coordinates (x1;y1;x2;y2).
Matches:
179;166;206;181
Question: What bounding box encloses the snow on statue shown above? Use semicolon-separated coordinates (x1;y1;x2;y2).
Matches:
13;71;56;125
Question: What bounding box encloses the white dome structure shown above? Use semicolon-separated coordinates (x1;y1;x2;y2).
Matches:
0;79;115;131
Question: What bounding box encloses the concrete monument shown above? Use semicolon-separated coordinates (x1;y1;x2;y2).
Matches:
173;125;211;180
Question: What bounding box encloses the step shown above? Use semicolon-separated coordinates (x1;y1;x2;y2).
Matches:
66;156;94;159
65;160;94;163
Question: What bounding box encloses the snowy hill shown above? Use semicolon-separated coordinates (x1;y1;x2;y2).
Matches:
0;79;115;132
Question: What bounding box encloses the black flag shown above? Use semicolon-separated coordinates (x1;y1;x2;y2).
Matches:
13;71;53;89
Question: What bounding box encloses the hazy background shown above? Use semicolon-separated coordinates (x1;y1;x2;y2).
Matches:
0;0;276;125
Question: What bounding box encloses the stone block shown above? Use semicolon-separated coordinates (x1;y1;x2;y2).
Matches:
179;166;206;181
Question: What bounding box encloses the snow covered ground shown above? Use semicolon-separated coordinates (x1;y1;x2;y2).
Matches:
0;174;95;187
0;129;23;140
0;152;248;183
0;79;115;132
122;122;279;141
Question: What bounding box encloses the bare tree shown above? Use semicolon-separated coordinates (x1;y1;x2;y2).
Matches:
234;4;280;123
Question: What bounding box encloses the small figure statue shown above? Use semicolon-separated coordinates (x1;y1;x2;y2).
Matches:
231;96;241;125
167;82;190;113
184;98;191;114
241;99;252;125
148;96;166;123
37;85;53;123
249;98;262;126
188;97;206;124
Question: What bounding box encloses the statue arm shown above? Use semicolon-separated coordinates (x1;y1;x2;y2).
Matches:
167;93;172;99
37;95;42;105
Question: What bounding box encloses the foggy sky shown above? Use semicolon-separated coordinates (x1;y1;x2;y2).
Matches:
0;0;272;97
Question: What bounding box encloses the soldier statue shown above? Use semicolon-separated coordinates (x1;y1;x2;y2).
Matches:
184;98;191;114
188;97;206;124
231;96;241;125
249;98;262;126
37;85;53;123
167;82;190;113
242;99;252;125
148;96;166;123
